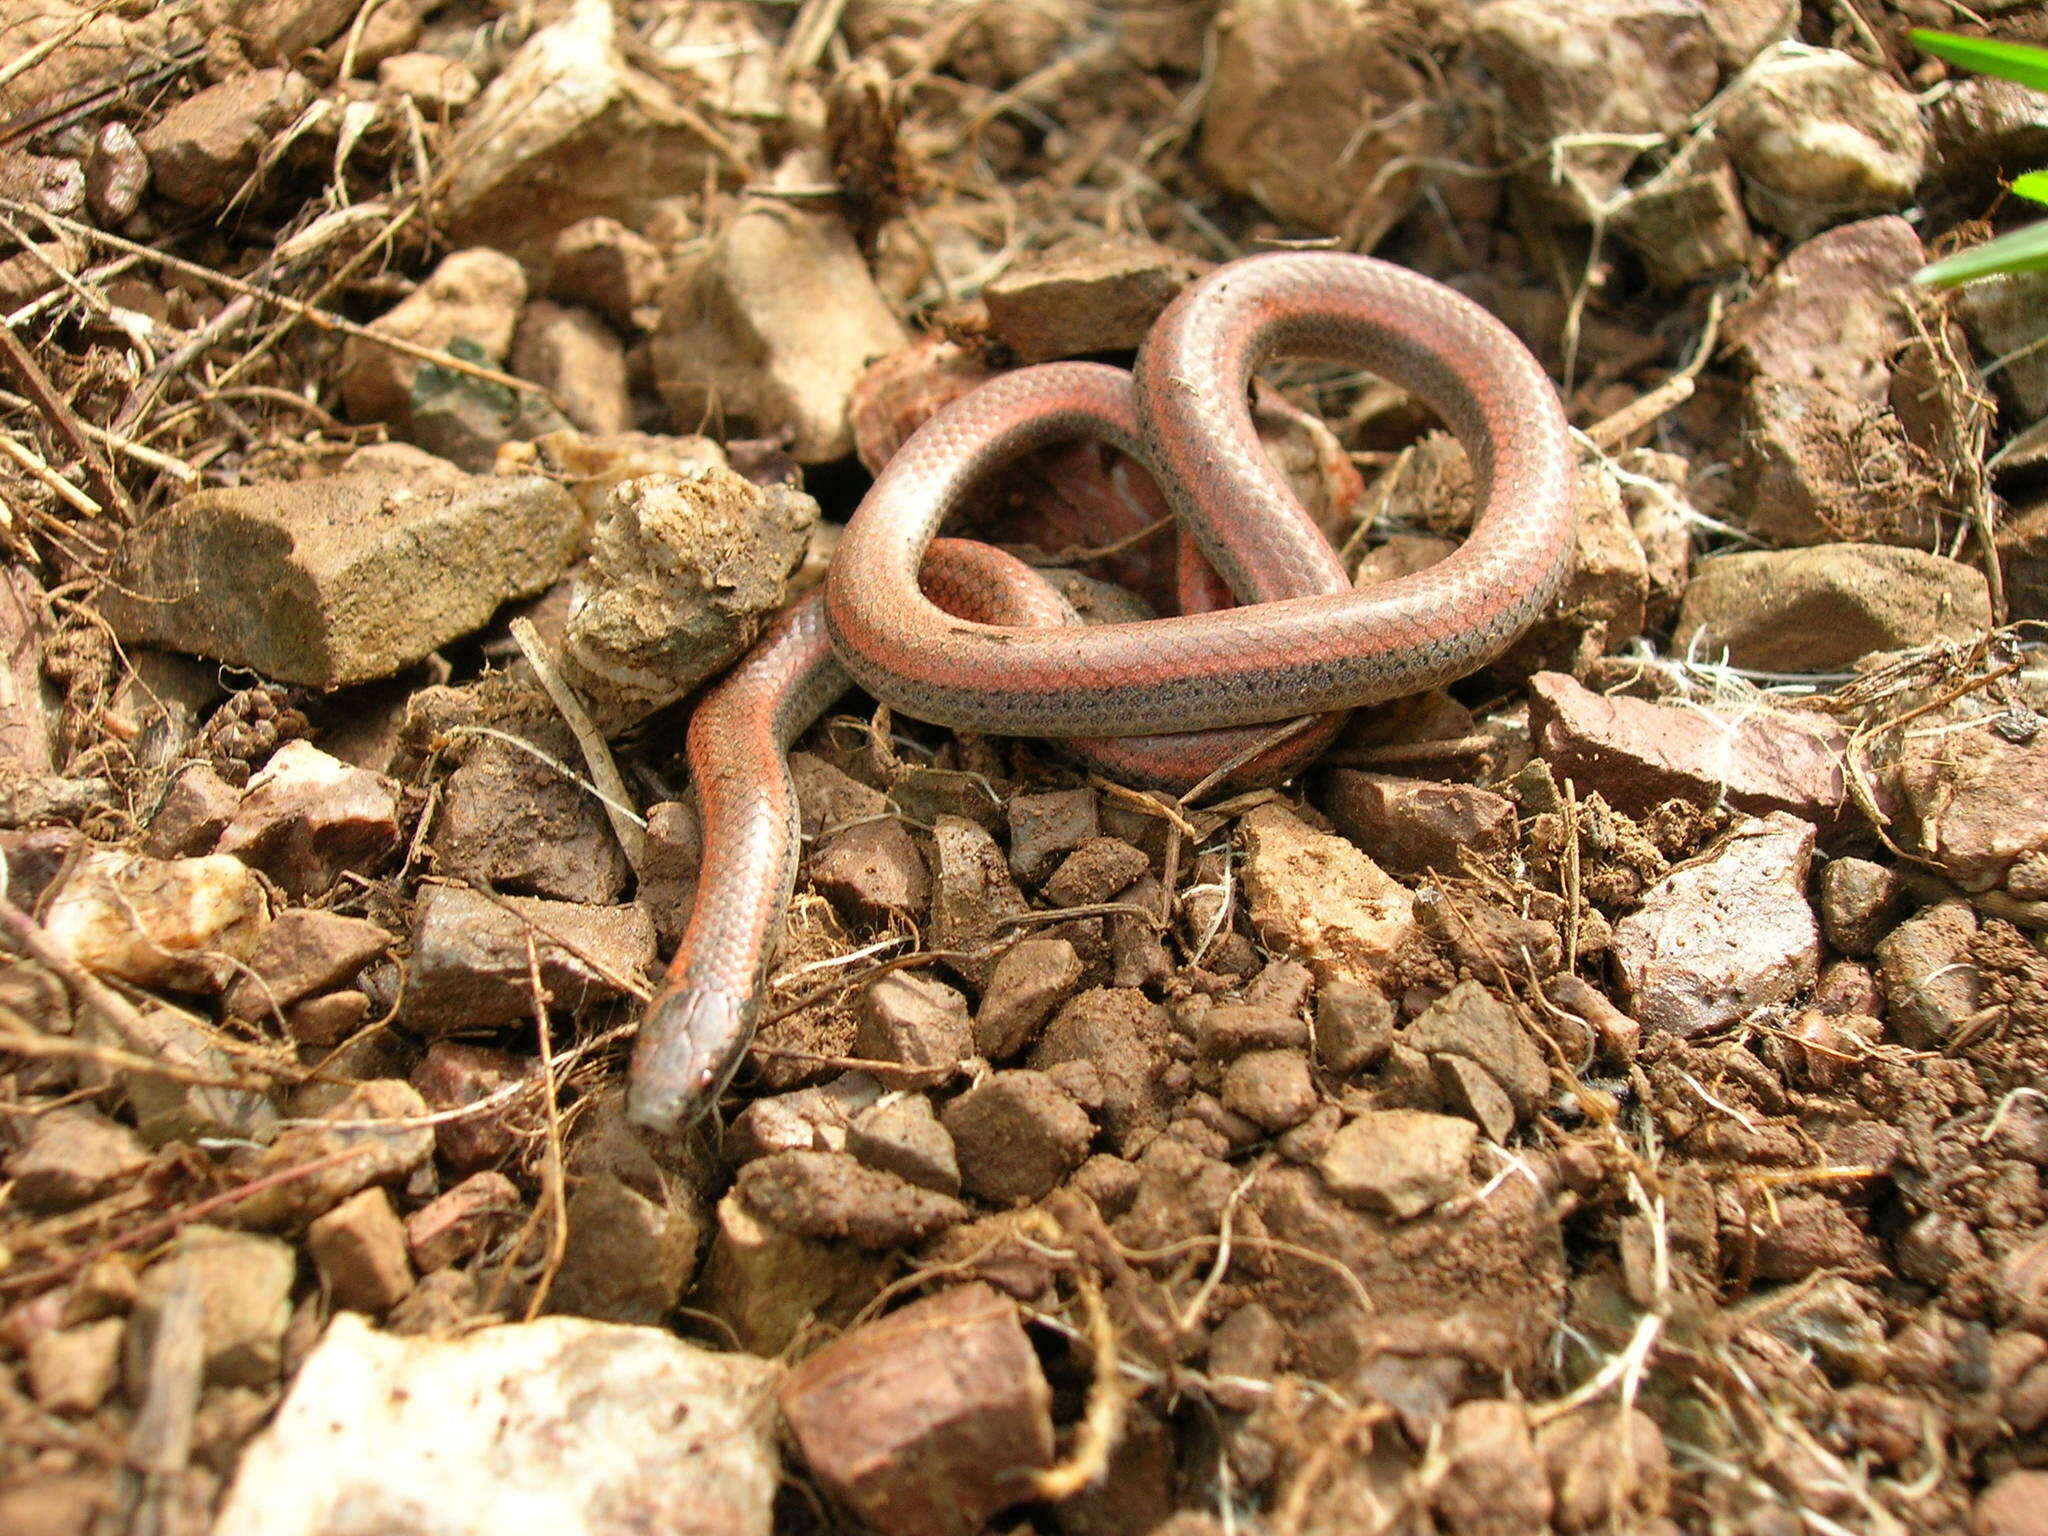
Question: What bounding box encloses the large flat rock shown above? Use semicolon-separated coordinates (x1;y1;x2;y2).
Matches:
100;472;581;687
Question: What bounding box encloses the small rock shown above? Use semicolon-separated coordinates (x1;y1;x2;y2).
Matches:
138;68;314;209
1542;973;1640;1065
1323;771;1516;877
386;1268;483;1337
1415;887;1564;979
856;972;975;1077
1199;0;1440;243
1976;1471;2048;1536
339;248;526;438
559;466;821;734
791;751;889;839
1956;270;2048;421
1613;812;1820;1038
26;1317;123;1414
1473;0;1717;203
1406;980;1551;1123
697;1192;890;1356
142;762;241;857
212;1313;779;1536
436;3;751;264
215;741;401;900
405;1171;523;1272
1528;670;1846;822
1220;1049;1317;1132
1317;1109;1476;1219
307;1189;414;1315
1433;1399;1553;1536
724;1074;884;1164
375;50;480;112
1029;987;1177;1144
1736;378;1935;549
40;848;267;993
1722;216;1925;403
131;1224;296;1387
778;1284;1053;1536
1007;789;1100;883
85;120;149;224
6;1107;150;1212
1612;146;1752;288
1674;545;1990;673
1196;1003;1309;1060
1819;857;1905;957
224;908;390;1021
412;1041;532;1174
982;234;1207;363
1875;899;1981;1049
928;815;1030;989
232;1080;436;1230
549;1171;701;1326
655;204;907;462
1540;1405;1670;1533
549;216;666;331
1996;1229;2048;1329
1895;729;2048;893
735;1150;968;1247
1719;49;1929;239
108;1005;280;1147
943;1070;1095;1204
812;819;931;925
1207;1300;1284;1409
1238;803;1418;991
1315;979;1395;1074
100;470;581;688
403;886;655;1033
1753;1195;1879;1281
1043;836;1150;908
1433;1053;1517;1143
510;300;630;436
847;1094;961;1197
432;733;630;904
974;937;1082;1059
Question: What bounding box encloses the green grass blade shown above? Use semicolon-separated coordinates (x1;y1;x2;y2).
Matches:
1916;218;2048;286
1909;29;2048;93
2013;170;2048;206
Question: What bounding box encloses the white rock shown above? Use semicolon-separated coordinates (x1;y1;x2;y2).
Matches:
1613;811;1820;1037
40;848;268;992
214;1314;780;1536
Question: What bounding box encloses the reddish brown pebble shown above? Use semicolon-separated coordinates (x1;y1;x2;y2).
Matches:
856;972;975;1075
1220;1049;1317;1132
404;1171;522;1272
306;1188;414;1314
974;937;1082;1059
942;1070;1094;1204
1006;788;1099;883
1043;836;1151;908
778;1283;1054;1536
1323;769;1516;875
812;819;932;924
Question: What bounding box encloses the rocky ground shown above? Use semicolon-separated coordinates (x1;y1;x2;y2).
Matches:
1;1;2047;1533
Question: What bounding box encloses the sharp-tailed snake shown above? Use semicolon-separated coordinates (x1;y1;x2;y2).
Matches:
627;251;1577;1134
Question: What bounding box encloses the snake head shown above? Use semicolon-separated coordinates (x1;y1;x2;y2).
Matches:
627;986;752;1136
